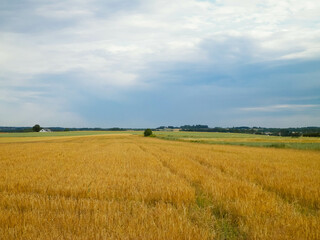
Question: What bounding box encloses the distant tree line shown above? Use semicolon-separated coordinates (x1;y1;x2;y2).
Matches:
302;132;320;137
153;125;320;137
180;125;209;130
178;126;320;137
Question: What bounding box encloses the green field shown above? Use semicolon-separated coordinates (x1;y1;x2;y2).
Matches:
154;131;320;151
155;131;280;139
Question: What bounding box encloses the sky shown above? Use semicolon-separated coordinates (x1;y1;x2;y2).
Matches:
1;0;320;128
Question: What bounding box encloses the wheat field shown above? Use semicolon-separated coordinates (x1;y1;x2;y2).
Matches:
0;134;320;239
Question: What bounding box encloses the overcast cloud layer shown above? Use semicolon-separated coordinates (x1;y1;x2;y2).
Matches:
1;0;320;127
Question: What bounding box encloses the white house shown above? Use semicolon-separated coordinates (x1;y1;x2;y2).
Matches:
40;129;52;132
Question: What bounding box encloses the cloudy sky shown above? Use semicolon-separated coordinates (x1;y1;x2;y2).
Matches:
1;0;320;128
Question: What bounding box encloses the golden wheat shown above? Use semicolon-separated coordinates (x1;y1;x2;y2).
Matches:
0;134;319;239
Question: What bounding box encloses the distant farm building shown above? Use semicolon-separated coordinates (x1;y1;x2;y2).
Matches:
162;128;181;132
40;129;52;132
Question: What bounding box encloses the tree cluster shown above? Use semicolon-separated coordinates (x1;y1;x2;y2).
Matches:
144;129;153;137
32;124;41;132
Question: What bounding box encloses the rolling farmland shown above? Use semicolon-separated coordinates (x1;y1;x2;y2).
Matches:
1;133;320;239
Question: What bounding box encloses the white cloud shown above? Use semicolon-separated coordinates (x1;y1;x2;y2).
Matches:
1;0;319;89
1;0;319;126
